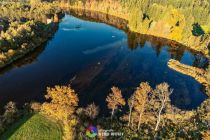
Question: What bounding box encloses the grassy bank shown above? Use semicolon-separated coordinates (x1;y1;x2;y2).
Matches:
1;114;63;140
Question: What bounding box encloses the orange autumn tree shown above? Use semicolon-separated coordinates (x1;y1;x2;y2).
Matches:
106;86;125;119
41;85;79;121
133;82;152;130
202;130;210;140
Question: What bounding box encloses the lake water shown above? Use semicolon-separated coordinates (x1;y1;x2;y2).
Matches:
0;12;208;114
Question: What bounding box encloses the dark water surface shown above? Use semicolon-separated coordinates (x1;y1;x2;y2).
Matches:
0;13;208;114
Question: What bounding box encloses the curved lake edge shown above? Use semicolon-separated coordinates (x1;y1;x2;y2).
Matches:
0;30;54;70
0;25;57;70
0;10;65;71
168;59;210;97
66;9;210;97
65;7;210;59
0;38;49;75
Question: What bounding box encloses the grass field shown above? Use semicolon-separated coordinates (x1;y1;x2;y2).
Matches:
1;114;63;140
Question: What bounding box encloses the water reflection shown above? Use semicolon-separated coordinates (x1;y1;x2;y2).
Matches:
83;38;127;55
0;25;59;76
0;45;45;76
69;9;208;68
67;10;208;110
0;10;208;114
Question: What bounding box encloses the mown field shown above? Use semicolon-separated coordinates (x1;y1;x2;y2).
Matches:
1;114;63;140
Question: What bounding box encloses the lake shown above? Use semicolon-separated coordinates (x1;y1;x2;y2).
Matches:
0;11;208;114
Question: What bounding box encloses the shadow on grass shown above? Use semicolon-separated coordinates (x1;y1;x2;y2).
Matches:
0;113;33;140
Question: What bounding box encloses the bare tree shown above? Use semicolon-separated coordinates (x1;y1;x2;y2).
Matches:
84;103;99;120
106;86;125;120
151;82;173;131
3;101;18;124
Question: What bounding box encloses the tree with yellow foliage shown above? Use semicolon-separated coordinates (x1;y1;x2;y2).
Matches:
133;82;152;130
106;86;125;120
30;0;41;8
41;85;79;120
54;14;59;23
41;85;79;140
202;130;210;140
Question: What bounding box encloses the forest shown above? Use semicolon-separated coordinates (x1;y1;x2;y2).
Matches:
0;1;63;68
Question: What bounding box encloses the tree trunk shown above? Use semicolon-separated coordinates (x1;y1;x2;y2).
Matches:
137;113;143;130
111;108;115;120
155;103;165;131
128;99;134;126
131;117;134;128
128;107;132;126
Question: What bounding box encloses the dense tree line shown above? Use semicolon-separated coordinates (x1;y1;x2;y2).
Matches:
0;20;57;68
0;1;63;68
0;1;61;23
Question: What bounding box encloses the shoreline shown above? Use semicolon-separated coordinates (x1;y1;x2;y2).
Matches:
0;25;57;69
0;27;56;69
65;7;210;97
0;7;208;70
0;8;65;70
64;6;209;58
168;59;209;97
68;8;205;56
